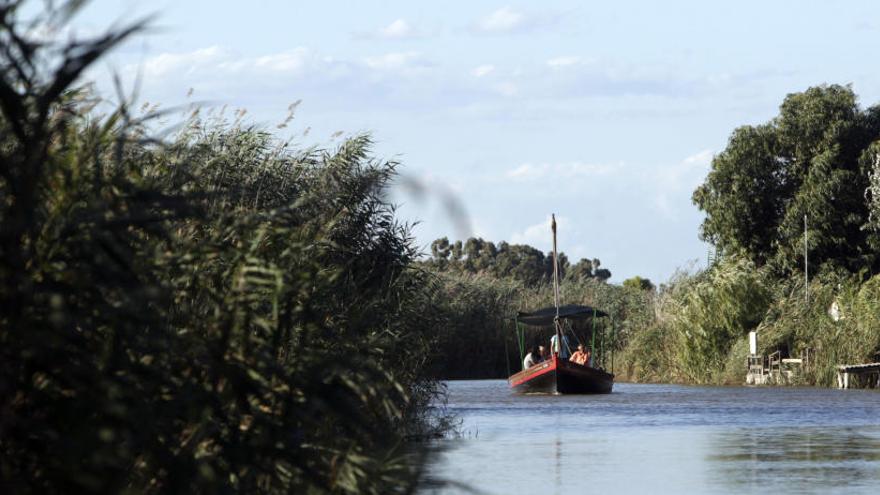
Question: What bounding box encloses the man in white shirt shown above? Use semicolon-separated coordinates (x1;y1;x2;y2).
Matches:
523;347;540;369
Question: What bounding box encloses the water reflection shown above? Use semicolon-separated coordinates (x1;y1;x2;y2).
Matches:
553;435;562;493
426;381;880;495
708;427;880;492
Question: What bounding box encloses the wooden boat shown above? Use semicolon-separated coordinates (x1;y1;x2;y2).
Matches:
508;304;615;394
507;215;615;394
509;355;613;394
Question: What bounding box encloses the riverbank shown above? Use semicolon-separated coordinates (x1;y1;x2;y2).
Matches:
618;257;880;388
428;255;880;391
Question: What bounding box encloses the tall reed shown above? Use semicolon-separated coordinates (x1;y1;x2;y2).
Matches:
0;3;447;492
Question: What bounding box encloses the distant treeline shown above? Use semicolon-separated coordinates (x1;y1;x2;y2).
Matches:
422;239;655;379
423;236;612;285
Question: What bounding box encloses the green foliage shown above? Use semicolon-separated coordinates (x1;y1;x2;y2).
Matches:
619;260;880;387
694;84;880;274
756;272;880;386
618;258;773;384
423;234;633;379
657;85;880;387
622;276;654;292
427;85;880;387
428;270;652;378
423;236;610;286
670;257;773;383
0;4;446;493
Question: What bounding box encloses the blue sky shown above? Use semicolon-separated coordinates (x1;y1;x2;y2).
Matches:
58;0;880;283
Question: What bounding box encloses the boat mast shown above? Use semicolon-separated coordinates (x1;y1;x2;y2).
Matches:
551;214;561;356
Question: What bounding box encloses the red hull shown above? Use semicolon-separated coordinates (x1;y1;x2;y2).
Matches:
508;356;613;394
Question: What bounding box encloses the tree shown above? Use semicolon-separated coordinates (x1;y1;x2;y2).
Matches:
623;276;655;291
430;237;451;269
567;258;594;281
592;258;612;282
694;84;880;275
424;236;613;286
692;124;786;264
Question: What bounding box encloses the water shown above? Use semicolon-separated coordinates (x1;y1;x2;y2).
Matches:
424;380;880;494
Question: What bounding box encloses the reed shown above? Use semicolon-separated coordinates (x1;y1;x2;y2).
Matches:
0;4;447;492
617;257;880;387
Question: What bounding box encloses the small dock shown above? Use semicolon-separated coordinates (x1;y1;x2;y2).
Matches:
836;363;880;389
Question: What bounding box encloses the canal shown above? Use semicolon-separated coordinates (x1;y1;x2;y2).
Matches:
424;380;880;494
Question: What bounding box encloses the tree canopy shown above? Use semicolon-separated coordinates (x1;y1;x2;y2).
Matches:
425;236;611;285
693;84;880;275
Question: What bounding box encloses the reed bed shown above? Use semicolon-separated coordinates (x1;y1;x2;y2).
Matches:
0;4;448;492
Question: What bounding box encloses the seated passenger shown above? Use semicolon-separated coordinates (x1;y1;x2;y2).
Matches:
570;344;588;365
523;347;540;369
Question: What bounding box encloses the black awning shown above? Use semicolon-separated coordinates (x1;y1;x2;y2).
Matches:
515;304;609;326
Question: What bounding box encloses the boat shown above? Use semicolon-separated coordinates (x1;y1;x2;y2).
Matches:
507;215;615;394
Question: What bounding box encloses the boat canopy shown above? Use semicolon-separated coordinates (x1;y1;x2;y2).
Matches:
515;304;608;326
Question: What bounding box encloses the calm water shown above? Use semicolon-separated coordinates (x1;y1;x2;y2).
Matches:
424;380;880;494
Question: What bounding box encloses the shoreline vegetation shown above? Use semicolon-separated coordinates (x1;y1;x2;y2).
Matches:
1;5;450;493
3;2;880;493
426;83;880;390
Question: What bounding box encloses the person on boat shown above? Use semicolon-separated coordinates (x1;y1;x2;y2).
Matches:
539;345;550;362
523;347;540;369
570;344;588;365
550;333;571;359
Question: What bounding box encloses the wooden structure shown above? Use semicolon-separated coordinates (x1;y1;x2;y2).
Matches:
836;363;880;389
746;330;814;385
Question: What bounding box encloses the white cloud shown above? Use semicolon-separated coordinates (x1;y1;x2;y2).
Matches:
363;51;422;70
506;161;622;181
682;149;714;167
510;215;572;247
657;149;713;191
476;6;527;33
471;64;495;77
136;46;328;80
651;149;714;219
142;46;226;77
546;56;581;68
254;48;311;72
378;19;418;39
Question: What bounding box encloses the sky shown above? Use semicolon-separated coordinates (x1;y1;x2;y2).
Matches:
47;0;880;283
